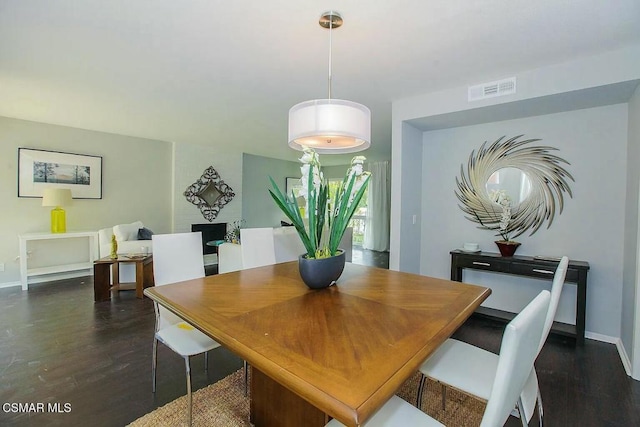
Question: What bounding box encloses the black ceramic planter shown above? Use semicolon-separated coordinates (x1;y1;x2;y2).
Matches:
298;249;346;289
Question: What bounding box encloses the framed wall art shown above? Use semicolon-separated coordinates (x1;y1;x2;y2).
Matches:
18;148;103;199
285;177;305;209
285;177;301;196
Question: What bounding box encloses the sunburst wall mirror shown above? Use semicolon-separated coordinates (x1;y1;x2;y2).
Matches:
455;135;574;242
184;166;235;222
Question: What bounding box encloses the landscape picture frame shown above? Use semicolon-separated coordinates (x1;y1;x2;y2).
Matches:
285;177;305;209
285;177;300;197
18;148;103;199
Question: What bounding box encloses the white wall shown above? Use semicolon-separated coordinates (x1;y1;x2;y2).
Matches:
399;123;423;273
420;105;628;337
390;121;423;272
623;84;640;378
0;116;172;286
392;43;640;344
394;45;640;124
241;153;300;228
0;118;260;287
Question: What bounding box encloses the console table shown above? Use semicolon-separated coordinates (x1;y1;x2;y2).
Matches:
450;250;590;344
19;231;99;290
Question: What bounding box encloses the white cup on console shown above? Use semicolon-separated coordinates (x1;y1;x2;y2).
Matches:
463;242;479;252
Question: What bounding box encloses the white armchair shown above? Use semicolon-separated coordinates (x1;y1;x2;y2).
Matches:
98;220;153;282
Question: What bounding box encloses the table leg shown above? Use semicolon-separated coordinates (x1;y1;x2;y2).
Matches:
250;368;327;427
112;262;120;290
143;258;154;292
93;263;112;302
135;261;145;299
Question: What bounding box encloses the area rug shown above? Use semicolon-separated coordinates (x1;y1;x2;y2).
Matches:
129;369;485;426
398;371;486;426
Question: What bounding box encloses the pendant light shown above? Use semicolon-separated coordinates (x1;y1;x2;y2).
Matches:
288;11;371;154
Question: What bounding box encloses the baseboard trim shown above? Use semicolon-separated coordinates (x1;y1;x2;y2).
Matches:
0;270;92;290
28;270;92;285
585;331;618;344
616;339;633;376
0;281;21;289
615;338;633;377
585;331;632;377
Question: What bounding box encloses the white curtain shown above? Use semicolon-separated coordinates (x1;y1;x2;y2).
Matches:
363;161;390;251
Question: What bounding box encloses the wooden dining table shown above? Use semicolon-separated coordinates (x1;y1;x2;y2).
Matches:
144;262;490;427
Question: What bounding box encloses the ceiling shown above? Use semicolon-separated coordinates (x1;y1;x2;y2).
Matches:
1;1;639;165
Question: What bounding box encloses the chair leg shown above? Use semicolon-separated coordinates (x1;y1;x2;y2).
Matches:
185;356;192;426
537;388;544;427
416;373;427;410
152;337;158;393
204;351;209;372
244;360;249;397
516;397;528;427
441;383;447;411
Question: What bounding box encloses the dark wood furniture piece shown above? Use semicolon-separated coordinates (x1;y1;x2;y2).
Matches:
144;262;491;427
93;254;154;301
450;250;590;344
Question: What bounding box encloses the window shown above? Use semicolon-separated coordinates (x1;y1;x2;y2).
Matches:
328;179;368;247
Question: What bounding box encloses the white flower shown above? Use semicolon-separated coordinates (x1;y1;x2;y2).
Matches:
298;150;323;208
300;152;313;164
348;171;370;203
348;156;366;177
489;189;512;239
499;206;511;232
300;147;319;165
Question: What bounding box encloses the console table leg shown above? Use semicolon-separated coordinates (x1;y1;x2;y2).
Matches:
576;271;588;345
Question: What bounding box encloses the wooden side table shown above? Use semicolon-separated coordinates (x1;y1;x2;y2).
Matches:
93;255;154;302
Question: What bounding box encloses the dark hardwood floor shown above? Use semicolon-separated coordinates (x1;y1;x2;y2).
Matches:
1;252;638;426
458;317;640;426
0;277;243;427
351;246;389;269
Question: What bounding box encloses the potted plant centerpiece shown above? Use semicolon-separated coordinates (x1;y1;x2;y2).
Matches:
269;148;370;289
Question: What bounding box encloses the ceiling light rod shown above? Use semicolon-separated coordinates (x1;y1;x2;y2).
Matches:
287;11;371;154
319;11;343;99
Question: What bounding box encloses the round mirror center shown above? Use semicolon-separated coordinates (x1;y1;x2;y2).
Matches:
486;167;532;206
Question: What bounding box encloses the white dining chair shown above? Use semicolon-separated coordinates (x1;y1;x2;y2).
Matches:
151;232;221;426
238;227;283;395
273;226;306;262
326;291;551;427
217;242;243;273
417;256;569;426
240;227;277;268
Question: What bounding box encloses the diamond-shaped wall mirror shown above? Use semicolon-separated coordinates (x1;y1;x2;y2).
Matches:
198;181;222;206
184;166;235;222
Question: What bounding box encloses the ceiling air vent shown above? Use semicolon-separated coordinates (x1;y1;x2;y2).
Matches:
468;77;516;102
